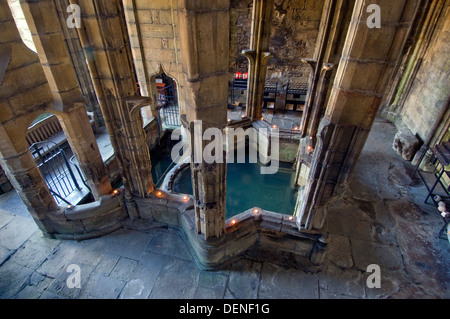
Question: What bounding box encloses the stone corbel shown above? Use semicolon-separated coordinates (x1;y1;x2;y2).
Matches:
301;58;317;72
127;96;154;119
241;49;256;65
260;51;273;66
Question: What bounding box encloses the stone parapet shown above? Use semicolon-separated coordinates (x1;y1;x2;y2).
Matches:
134;192;326;269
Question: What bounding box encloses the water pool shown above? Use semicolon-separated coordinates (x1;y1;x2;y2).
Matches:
120;134;298;219
173;160;298;219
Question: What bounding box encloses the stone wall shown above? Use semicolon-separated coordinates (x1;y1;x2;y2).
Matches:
398;2;450;144
123;0;185;114
268;0;325;84
229;0;325;85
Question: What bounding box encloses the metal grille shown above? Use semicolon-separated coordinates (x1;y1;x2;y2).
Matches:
29;142;81;206
156;77;180;128
159;105;180;128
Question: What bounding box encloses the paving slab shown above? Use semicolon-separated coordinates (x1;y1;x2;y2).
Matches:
0;210;14;229
259;262;319;299
146;229;193;261
119;252;168;299
36;240;80;278
318;265;366;299
0;191;30;219
103;228;154;261
78;272;126;299
351;239;404;272
149;257;200;299
0;246;11;265
0;215;38;250
110;257;139;281
14;273;53;299
8;241;54;270
224;259;261;299
0;260;34;299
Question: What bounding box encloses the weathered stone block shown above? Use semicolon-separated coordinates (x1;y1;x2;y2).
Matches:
392;124;420;161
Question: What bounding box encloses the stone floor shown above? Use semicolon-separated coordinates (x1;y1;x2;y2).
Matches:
0;118;448;299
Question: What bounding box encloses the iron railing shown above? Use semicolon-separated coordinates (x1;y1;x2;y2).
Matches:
29;141;81;206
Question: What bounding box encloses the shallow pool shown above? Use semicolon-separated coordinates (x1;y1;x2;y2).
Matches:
173;160;298;219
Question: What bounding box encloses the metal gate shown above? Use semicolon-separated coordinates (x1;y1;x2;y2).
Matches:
29;141;83;206
156;77;180;128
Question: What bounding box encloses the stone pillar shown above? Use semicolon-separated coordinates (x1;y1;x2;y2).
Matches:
0;1;59;233
178;0;230;239
54;0;105;128
19;0;112;200
294;0;351;187
57;104;113;199
70;0;155;213
295;0;421;230
242;0;274;121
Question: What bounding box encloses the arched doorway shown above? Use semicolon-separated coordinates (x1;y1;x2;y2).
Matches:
156;73;180;129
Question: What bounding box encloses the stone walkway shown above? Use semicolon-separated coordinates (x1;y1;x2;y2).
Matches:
0;118;448;299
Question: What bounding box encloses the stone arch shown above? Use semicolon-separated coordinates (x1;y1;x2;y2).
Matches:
148;65;182;129
0;111;61;234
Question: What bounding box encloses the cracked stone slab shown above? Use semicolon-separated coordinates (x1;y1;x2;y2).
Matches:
119;252;168;299
259;262;319;299
319;265;366;299
149;257;200;299
225;259;261;299
78;272;126;299
0;260;34;299
0;215;38;250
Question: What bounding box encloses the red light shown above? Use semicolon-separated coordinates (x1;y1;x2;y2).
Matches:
235;72;242;79
243;72;248;80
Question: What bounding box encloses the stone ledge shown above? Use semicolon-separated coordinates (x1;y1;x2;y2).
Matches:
35;188;326;269
135;197;327;270
43;189;128;240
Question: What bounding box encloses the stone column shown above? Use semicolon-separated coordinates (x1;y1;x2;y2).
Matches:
0;1;58;233
19;0;112;200
57;104;113;198
242;0;274;121
295;0;421;230
294;0;351;188
177;0;230;239
54;0;104;128
70;0;155;215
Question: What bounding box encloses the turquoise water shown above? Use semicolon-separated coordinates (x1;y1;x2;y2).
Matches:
151;145;176;187
173;160;298;219
149;135;298;219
